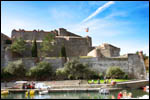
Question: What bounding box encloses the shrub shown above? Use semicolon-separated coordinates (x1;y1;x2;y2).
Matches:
106;66;125;79
56;68;67;80
27;62;53;80
1;68;12;82
124;74;128;79
3;60;26;80
56;59;95;80
99;73;104;80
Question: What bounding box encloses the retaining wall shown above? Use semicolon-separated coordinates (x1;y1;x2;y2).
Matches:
2;54;146;79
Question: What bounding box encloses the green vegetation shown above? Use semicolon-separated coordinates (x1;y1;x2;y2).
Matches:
56;59;95;80
136;51;148;60
124;74;128;79
60;45;67;60
106;66;125;79
40;34;55;57
99;73;104;80
88;79;129;84
31;39;38;57
2;60;26;81
56;68;67;80
10;38;26;56
27;61;53;80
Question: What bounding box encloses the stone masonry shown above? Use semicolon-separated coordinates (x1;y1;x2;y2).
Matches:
1;28;147;79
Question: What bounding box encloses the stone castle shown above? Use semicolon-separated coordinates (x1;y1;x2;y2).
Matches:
1;28;147;79
10;28;120;58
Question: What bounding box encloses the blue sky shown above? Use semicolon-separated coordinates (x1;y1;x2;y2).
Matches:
1;1;149;56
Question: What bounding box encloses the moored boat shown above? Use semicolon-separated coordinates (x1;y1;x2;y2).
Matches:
39;90;48;95
99;88;110;94
1;90;9;95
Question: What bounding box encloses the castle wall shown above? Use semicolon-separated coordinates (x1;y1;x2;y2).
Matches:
87;48;103;57
58;28;81;37
100;46;120;57
88;43;120;58
11;28;91;57
3;57;65;71
11;28;81;41
79;55;146;79
128;54;146;79
24;36;91;57
79;57;129;74
3;55;146;79
11;30;55;40
1;33;11;67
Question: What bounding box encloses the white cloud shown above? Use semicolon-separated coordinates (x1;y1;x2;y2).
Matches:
67;17;131;38
82;1;115;23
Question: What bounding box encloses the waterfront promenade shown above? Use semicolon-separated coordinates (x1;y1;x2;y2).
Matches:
1;80;149;92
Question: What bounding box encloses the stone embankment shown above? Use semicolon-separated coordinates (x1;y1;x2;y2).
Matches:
1;80;149;92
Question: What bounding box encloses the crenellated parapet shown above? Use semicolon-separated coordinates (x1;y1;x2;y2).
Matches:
11;28;82;41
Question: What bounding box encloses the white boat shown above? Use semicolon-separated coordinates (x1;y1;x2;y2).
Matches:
121;95;149;99
146;86;149;93
15;81;28;84
138;95;149;99
39;90;49;95
35;83;51;89
99;88;110;94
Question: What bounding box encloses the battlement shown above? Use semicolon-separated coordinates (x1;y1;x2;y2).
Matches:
11;28;82;40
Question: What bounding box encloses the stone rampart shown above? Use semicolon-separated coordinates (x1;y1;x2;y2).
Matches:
79;57;129;74
128;54;146;79
3;57;65;71
2;55;146;79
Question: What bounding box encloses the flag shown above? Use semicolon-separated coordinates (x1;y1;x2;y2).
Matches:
86;27;89;32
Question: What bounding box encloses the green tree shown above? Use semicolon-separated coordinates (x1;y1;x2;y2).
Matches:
106;66;125;79
3;60;26;80
40;34;55;57
56;59;94;80
60;44;67;61
11;38;26;56
27;62;53;80
56;68;67;80
1;68;12;82
31;39;38;57
136;51;148;60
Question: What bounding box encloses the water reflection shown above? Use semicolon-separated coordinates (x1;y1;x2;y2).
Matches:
1;89;149;99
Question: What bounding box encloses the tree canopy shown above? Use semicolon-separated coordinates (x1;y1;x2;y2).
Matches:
31;39;38;57
40;34;55;57
27;61;53;80
106;66;125;79
11;38;26;56
3;60;26;80
56;59;94;80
